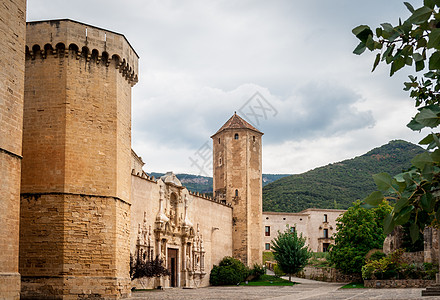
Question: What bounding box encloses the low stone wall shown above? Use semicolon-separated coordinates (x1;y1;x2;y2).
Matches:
295;266;361;283
402;251;424;264
364;279;435;288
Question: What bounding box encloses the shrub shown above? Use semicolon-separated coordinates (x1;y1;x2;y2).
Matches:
369;251;386;262
209;256;249;286
249;263;265;280
130;255;169;280
361;249;438;280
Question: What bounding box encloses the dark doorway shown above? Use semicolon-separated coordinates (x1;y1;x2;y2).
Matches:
323;243;330;252
167;248;178;287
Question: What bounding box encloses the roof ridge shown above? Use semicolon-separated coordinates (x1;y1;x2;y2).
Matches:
212;112;263;136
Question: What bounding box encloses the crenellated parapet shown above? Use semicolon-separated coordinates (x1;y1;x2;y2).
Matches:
25;19;139;86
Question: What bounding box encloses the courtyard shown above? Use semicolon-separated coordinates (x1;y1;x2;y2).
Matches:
129;277;440;300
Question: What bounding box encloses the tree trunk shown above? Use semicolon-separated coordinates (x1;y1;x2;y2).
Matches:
289;273;291;282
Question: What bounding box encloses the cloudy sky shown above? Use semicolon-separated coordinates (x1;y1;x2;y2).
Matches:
27;0;428;175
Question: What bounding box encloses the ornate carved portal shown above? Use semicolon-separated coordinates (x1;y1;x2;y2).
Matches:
135;173;205;288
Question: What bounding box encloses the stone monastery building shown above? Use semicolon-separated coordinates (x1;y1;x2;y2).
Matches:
0;3;343;299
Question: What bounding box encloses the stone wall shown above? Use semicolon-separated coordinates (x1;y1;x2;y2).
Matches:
295;266;361;283
0;0;26;299
364;279;436;288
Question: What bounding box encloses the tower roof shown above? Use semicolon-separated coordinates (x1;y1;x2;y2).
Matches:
212;112;263;137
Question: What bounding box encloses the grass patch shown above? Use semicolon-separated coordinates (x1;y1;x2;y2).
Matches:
340;282;366;289
239;274;296;286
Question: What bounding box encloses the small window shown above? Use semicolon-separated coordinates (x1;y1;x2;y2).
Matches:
234;133;239;140
283;217;286;220
253;136;256;142
219;158;222;165
324;214;328;223
323;228;329;238
265;226;270;236
266;217;269;220
218;138;221;144
235;189;238;197
265;243;270;250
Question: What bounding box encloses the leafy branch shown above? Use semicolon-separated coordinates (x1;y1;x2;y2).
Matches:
355;0;440;242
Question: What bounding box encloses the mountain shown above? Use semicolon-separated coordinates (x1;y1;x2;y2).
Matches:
262;140;425;213
148;173;290;194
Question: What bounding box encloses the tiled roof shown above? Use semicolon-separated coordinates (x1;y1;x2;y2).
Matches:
212;112;263;136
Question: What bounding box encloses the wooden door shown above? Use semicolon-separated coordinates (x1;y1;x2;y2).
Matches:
167;248;178;287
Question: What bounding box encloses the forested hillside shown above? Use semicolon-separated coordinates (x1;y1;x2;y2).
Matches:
148;172;289;194
262;140;425;213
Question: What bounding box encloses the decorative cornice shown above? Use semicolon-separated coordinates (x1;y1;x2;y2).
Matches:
25;19;139;86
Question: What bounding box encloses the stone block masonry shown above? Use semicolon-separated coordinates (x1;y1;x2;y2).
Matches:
20;20;138;299
0;0;26;299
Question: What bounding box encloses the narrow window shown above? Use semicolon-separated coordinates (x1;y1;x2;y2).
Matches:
265;226;270;236
218;138;221;144
219;158;222;165
265;243;270;250
323;228;328;238
235;189;238;197
324;214;328;222
253;136;255;142
234;133;239;140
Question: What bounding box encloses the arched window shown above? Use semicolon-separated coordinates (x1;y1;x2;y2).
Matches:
234;133;239;140
235;189;238;197
253;136;256;142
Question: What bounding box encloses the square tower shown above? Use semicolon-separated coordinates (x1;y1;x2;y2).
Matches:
211;113;263;266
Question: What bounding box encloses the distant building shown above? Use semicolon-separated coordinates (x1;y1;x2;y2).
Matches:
263;209;346;252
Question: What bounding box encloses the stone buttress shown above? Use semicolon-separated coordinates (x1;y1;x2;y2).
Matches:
0;1;26;299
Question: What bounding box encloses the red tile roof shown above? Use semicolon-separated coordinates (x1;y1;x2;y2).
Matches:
212;112;263;136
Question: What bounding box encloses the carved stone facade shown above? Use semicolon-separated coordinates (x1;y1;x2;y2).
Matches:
131;169;232;289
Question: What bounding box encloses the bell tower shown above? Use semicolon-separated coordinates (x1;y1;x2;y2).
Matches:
211;113;263;266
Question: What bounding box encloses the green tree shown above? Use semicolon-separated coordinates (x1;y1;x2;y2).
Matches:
354;1;440;241
329;201;392;274
271;226;311;281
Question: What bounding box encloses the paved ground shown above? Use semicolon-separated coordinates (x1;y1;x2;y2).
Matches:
129;276;440;300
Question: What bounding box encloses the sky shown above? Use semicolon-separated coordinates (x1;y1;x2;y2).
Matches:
27;0;428;175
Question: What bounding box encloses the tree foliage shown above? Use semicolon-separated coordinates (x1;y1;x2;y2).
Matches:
329;201;392;275
271;226;312;281
354;1;440;241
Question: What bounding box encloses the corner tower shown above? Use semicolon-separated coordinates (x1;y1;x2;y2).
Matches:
20;20;138;299
211;113;263;266
0;1;26;299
